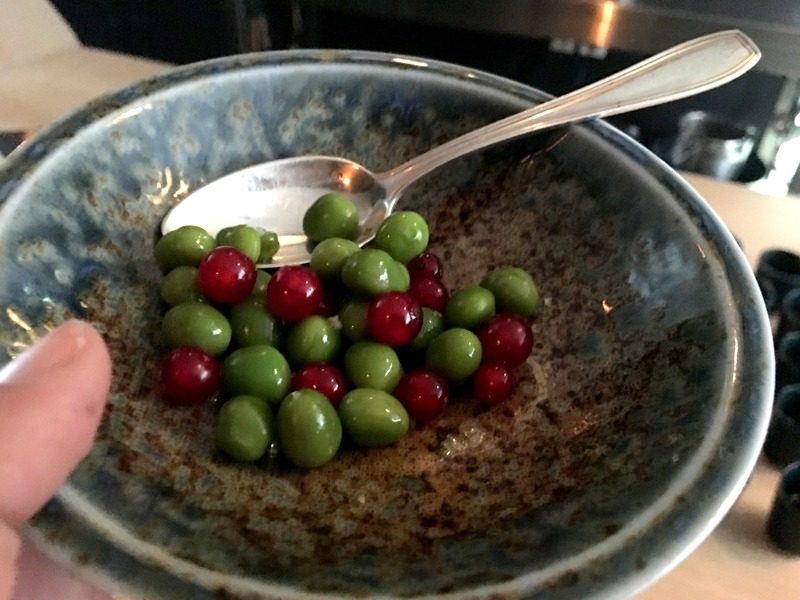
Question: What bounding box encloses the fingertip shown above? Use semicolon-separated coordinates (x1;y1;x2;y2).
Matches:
0;320;113;525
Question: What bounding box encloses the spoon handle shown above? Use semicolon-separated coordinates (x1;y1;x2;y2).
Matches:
379;30;760;202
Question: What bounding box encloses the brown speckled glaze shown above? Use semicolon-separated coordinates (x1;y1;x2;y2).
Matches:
0;51;772;599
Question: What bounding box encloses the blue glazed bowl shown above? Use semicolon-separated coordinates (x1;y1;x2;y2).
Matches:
0;51;774;599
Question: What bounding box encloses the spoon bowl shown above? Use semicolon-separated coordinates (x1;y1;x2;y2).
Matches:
160;155;384;264
161;30;760;267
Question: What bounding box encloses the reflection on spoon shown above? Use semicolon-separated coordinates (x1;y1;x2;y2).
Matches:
161;30;760;268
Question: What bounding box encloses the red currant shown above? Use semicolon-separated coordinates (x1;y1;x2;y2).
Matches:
367;292;423;346
478;313;533;368
473;363;512;407
394;369;449;423
408;277;449;312
407;251;443;281
197;246;256;304
291;363;348;407
159;346;220;406
266;266;324;322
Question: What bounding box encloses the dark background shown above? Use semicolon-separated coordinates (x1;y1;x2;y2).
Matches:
49;0;784;179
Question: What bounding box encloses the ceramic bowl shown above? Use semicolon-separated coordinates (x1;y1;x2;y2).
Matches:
0;50;774;599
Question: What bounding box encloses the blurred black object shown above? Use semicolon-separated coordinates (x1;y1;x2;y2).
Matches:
764;385;800;468
776;288;800;343
49;0;240;63
766;462;800;554
756;250;800;311
758;277;779;314
776;332;800;391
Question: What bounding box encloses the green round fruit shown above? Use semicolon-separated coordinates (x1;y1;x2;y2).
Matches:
154;225;216;272
310;237;360;280
387;260;410;292
408;308;445;351
160;266;203;306
230;297;282;347
222;344;291;404
214;395;274;462
341;249;396;296
338;388;409;447
302;192;360;243
216;225;262;262
277;389;342;468
481;266;540;317
425;328;482;383
343;341;403;392
445;286;496;329
162;303;231;356
339;299;370;342
285;316;341;366
258;231;280;264
374;211;429;264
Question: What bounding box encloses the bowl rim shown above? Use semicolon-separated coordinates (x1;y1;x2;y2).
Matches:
0;48;774;599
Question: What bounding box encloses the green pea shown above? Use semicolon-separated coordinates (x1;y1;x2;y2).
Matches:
222;344;291;404
310;237;360;280
408;308;445;351
341;249;395;296
374;211;429;264
339;299;370;342
162;303;231;356
160;266;203;306
251;271;271;297
216;225;262;262
277;389;342;468
286;316;341;366
338;389;409;447
344;341;403;392
258;231;280;264
481;267;540;317
445;286;496;329
425;328;482;383
230;297;282;347
387;260;410;292
154;225;216;272
214;395;274;462
302;192;360;243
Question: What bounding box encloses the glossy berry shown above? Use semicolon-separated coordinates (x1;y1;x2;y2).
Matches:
473;363;512;407
407;251;443;281
409;277;449;312
478;313;534;368
291;363;348;407
160;346;220;406
367;292;423;346
197;246;256;304
394;369;449;424
267;266;324;322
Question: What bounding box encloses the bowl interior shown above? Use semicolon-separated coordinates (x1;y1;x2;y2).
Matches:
0;53;767;599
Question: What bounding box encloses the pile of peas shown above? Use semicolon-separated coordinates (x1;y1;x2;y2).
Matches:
155;192;539;468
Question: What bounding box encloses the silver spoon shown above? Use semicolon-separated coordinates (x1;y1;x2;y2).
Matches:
161;30;760;267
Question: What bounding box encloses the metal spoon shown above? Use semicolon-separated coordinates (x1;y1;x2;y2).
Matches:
161;30;760;267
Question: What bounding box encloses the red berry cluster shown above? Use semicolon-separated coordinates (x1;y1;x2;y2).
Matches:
398;252;535;421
